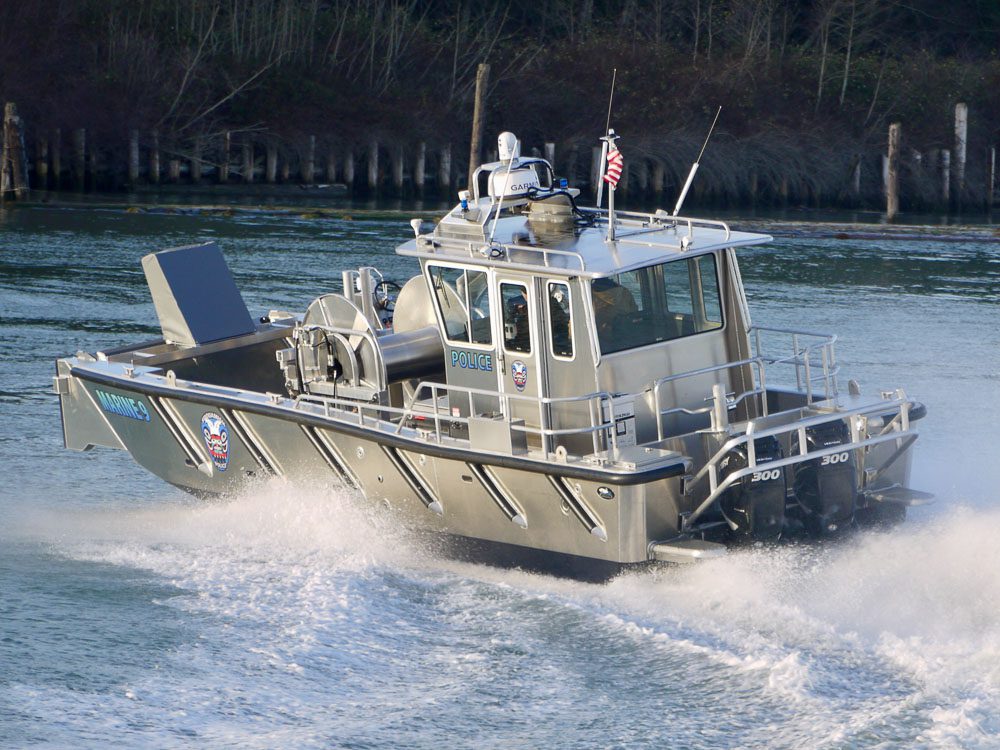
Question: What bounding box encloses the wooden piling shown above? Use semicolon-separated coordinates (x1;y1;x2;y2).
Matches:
128;130;139;185
591;146;602;198
303;135;316;184
651;160;665;195
367;139;379;192
36;136;48;189
219;131;231;183
191;135;204;183
281;160;290;182
266;142;278;183
73;128;86;191
988;146;996;209
325;148;337;183
1;103;30;198
343;149;355;187
851;158;861;198
954;102;968;197
886;122;901;221
749;171;759;205
635;159;649;194
467;63;490;189
544;142;555;172
439;144;451;193
52;129;62;189
941;149;951;205
149;130;160;185
168;157;181;183
89;136;98;189
391;144;404;194
414;141;426;193
242;138;253;183
565;146;579;187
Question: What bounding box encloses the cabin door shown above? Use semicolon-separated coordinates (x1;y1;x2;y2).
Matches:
494;273;545;444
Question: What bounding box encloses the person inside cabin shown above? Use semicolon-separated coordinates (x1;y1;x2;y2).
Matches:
504;290;531;353
591;276;638;343
548;284;572;357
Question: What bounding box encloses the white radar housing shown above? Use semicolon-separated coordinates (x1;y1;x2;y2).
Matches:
498;132;520;162
488;167;540;200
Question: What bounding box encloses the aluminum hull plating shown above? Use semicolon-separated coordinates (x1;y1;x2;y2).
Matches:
60;363;689;570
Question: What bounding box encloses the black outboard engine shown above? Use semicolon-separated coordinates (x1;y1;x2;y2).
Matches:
719;436;786;542
792;420;857;535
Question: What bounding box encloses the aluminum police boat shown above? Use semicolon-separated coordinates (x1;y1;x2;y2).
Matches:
55;132;930;578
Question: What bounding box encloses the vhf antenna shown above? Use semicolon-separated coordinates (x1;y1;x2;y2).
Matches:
595;68;617;209
672;105;722;216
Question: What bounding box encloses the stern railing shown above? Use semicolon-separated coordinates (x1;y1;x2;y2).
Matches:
679;392;917;532
651;325;839;440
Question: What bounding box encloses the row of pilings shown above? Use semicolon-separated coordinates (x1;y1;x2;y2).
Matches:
1;101;996;212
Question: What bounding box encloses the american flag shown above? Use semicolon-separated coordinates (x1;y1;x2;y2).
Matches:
604;146;623;188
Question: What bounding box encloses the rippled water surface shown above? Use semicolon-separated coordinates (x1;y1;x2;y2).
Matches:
2;205;1000;748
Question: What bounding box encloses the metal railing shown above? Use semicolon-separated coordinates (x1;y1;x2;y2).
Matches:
650;325;839;440
680;393;916;532
578;207;733;242
752;326;839;402
294;380;632;462
403;209;735;273
291;322;842;462
405;235;588;273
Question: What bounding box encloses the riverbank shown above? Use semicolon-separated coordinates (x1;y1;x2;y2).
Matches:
5;192;1000;244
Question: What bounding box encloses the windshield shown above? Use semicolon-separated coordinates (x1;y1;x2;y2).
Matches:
591;253;724;355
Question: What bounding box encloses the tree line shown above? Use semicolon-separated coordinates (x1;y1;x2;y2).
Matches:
1;0;998;206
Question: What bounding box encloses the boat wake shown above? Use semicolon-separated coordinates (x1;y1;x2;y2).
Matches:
10;484;1000;748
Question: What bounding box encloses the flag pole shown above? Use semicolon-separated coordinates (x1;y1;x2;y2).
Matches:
596;140;609;208
601;130;621;242
608;179;616;242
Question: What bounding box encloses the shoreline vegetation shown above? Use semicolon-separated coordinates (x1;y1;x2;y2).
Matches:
2;1;1000;213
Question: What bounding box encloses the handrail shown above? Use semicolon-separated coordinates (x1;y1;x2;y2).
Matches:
293;321;842;460
404;208;739;273
649;325;839;440
294;378;627;461
577;206;733;240
408;235;588;273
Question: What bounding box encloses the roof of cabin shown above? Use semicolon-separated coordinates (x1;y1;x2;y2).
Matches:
397;203;772;278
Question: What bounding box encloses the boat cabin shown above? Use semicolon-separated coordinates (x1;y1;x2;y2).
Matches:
387;138;773;459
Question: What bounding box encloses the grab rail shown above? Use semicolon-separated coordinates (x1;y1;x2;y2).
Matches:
650;326;839;440
680;395;915;531
294;380;629;462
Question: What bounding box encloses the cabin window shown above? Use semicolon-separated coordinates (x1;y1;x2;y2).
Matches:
501;282;531;353
591;254;724;355
547;281;573;358
428;265;492;345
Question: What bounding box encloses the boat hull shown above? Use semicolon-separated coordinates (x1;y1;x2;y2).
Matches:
60;365;692;570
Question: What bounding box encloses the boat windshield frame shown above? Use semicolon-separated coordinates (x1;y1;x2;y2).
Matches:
590;251;726;356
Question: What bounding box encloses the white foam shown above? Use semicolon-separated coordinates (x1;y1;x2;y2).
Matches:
13;476;1000;747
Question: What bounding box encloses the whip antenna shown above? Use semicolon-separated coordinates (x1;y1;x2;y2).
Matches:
672;105;721;216
596;68;617;209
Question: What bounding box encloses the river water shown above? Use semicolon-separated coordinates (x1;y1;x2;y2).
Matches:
2;204;1000;748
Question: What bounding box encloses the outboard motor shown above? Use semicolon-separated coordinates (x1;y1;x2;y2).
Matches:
719;436;786;542
792;420;857;535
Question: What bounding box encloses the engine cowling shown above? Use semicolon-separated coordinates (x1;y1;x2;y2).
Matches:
792;420;858;535
719;435;786;542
